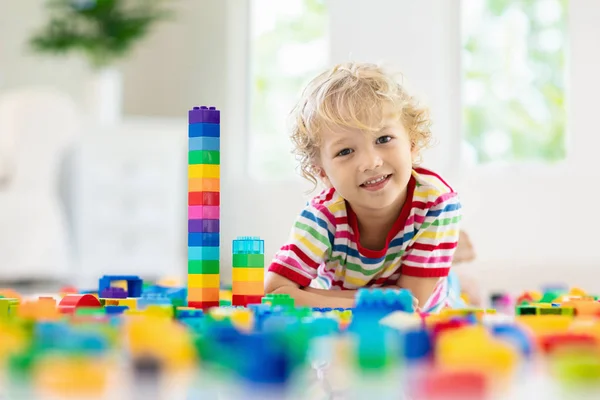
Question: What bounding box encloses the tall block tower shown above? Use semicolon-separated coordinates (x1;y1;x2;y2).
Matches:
232;236;265;307
187;106;221;310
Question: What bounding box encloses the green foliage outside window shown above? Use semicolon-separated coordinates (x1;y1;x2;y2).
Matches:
250;0;328;179
462;0;568;163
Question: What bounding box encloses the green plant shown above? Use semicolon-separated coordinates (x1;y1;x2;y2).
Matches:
29;0;172;69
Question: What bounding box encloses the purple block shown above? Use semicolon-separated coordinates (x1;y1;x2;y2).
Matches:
188;219;220;233
100;287;128;299
189;106;220;124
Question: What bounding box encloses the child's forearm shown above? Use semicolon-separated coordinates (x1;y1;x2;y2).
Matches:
303;287;358;299
271;286;355;308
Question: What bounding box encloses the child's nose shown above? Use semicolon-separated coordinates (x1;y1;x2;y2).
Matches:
358;149;383;172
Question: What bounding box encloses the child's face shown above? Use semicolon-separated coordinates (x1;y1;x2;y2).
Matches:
316;120;416;213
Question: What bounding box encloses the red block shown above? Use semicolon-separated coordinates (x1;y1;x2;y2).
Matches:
232;295;263;307
419;370;488;399
188;301;220;310
188;191;220;206
540;333;597;354
58;294;102;314
431;319;469;340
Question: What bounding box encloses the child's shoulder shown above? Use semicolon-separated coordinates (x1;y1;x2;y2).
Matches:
411;167;458;206
306;187;347;215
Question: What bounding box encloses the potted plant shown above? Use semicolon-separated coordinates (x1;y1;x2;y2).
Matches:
28;0;172;124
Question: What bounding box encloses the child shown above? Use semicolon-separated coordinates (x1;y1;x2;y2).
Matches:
264;62;463;313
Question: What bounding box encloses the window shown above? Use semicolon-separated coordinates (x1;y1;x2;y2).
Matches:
249;0;329;181
462;0;568;164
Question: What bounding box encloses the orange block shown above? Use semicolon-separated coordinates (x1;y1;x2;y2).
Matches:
232;281;264;296
188;287;220;302
188;178;220;192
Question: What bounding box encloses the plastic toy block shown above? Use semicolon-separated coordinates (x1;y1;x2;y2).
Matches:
188;219;219;233
188;177;220;192
188;246;219;261
100;287;127;299
188;232;220;247
516;306;539;315
188;205;219;219
188;191;220;206
232;281;264;295
189;123;220;138
176;307;204;319
232;236;265;254
232;253;265;268
189;136;220;152
188;164;220;179
105;305;129;315
539;307;563;315
232;295;263;307
262;293;295;308
189;106;220;124
491;324;533;356
188;300;220;310
116;298;138;310
355;288;415;313
188;287;220;302
232;268;264;281
540;333;597;354
98;275;143;297
189;150;220;165
188;259;220;274
188;274;220;288
419;370;488;400
58;294;102;314
0;298;18;318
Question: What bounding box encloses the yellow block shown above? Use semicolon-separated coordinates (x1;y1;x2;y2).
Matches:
188;274;220;288
188;164;220;179
117;298;138;310
232;268;264;282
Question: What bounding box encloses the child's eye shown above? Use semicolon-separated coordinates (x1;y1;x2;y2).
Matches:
336;148;353;157
376;135;392;144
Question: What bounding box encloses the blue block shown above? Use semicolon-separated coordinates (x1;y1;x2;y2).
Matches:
402;329;432;361
99;275;143;298
189;136;220;151
188;246;219;261
105;305;129;315
188;232;220;247
189;123;220;138
232;236;264;254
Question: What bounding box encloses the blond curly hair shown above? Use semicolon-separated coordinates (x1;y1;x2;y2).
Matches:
290;62;432;187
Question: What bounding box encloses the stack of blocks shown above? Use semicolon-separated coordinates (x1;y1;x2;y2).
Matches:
187;106;221;310
232;236;265;307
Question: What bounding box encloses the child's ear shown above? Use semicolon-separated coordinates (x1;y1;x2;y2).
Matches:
313;165;332;188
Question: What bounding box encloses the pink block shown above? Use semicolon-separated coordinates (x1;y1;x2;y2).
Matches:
188;205;220;219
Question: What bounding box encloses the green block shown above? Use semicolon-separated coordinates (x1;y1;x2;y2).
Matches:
262;293;294;308
0;299;10;318
539;291;561;303
516;306;538;315
75;307;106;316
233;253;264;268
539;307;562;315
188;260;220;274
189;150;220;165
559;307;575;316
219;299;232;307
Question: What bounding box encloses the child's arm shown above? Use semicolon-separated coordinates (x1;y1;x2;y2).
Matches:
395;276;440;309
265;272;355;308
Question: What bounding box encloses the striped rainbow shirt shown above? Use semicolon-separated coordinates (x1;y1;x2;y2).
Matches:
268;168;463;312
